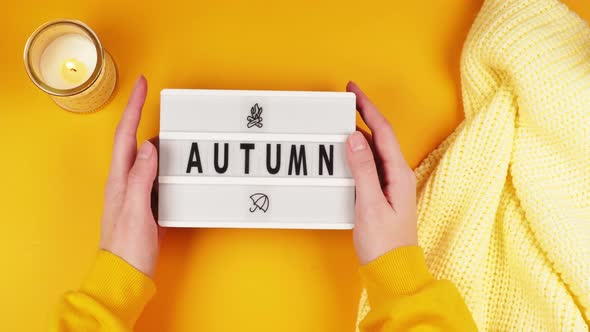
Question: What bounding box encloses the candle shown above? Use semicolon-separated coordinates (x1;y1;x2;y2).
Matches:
24;19;117;113
40;34;97;90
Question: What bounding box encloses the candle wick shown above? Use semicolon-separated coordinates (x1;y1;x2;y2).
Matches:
65;61;78;73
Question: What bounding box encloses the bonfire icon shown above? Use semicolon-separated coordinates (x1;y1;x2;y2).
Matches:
249;193;269;213
247;103;264;128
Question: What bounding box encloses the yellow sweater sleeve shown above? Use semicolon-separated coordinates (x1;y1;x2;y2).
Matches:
359;246;477;332
51;250;156;332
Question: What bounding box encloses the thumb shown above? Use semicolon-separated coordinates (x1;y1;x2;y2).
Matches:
346;131;385;208
126;141;158;212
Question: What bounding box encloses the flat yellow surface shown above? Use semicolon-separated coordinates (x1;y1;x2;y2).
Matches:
1;1;588;331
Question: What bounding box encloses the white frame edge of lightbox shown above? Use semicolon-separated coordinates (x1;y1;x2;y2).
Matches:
158;220;354;229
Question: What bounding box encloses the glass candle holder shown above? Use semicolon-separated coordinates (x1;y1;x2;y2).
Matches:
24;19;117;113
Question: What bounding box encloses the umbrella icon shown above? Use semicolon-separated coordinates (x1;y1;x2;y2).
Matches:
249;193;269;213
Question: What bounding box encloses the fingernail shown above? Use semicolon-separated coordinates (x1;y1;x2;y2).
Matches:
134;74;145;86
137;141;153;159
346;80;356;90
349;131;367;152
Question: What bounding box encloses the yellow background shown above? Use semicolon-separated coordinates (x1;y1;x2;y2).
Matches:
1;1;589;331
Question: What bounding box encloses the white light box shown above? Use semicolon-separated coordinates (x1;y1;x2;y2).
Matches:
158;89;356;229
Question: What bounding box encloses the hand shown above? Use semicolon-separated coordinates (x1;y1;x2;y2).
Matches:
345;82;418;265
100;75;161;278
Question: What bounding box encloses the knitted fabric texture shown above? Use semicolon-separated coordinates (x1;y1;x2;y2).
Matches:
357;0;590;330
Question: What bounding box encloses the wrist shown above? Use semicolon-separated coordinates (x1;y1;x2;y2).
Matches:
359;245;433;307
101;240;158;279
80;250;156;326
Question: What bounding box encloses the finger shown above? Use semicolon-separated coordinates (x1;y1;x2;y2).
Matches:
126;141;158;213
157;225;167;244
347;81;406;170
148;136;160;184
148;136;161;232
148;136;159;151
357;125;385;187
108;75;148;183
148;136;160;199
356;126;374;147
346;131;385;207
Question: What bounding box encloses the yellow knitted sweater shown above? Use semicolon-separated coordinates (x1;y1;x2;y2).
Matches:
358;0;590;330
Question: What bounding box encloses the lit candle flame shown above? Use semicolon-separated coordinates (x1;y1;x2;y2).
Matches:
59;58;89;86
65;61;78;72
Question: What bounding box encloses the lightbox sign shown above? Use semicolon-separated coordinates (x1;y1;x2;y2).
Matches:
158;89;355;229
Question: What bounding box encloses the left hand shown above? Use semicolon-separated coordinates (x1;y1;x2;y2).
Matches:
99;75;161;278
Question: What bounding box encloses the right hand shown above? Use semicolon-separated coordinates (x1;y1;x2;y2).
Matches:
345;82;418;265
100;76;162;278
